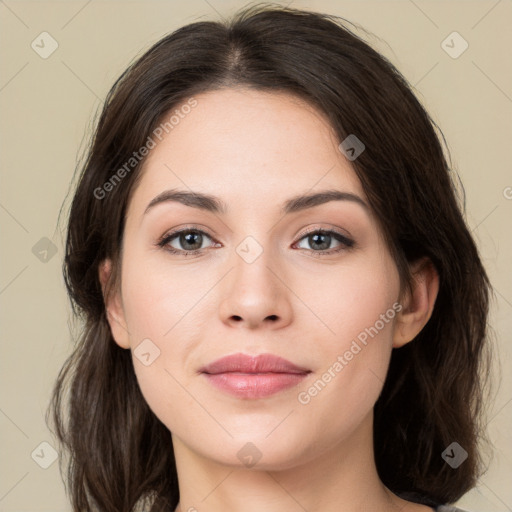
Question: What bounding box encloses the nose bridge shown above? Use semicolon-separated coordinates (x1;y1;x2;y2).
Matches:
229;208;279;283
234;233;276;291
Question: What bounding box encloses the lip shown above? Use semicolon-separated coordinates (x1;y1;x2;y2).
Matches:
200;353;311;399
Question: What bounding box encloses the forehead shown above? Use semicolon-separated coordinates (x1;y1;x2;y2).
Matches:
127;87;366;220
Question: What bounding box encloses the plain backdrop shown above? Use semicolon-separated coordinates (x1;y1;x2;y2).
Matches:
0;1;511;511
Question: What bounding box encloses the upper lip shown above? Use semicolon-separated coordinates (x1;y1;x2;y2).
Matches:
200;353;310;375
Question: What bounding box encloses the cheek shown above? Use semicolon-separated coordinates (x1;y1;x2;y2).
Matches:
292;311;396;459
303;257;399;352
120;250;204;340
119;252;212;427
293;256;400;418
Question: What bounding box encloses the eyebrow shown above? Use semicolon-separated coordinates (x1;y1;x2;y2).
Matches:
143;188;369;216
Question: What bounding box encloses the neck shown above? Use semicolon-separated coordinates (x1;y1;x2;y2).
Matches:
171;411;424;512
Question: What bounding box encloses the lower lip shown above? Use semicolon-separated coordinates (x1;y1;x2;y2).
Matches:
203;372;308;399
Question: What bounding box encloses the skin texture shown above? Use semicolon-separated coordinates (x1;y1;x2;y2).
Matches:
99;88;439;512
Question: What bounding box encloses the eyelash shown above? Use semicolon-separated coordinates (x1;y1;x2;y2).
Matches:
156;225;355;258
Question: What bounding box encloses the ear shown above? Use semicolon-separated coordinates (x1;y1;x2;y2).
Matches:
98;259;130;349
393;257;440;348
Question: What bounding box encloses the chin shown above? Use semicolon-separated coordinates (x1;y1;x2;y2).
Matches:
196;431;315;471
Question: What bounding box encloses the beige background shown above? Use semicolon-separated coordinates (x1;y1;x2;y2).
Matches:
0;0;511;510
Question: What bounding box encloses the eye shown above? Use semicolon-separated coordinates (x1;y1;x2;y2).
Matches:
294;229;354;255
157;227;217;255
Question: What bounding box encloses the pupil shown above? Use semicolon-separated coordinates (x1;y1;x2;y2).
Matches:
311;233;330;250
182;231;201;250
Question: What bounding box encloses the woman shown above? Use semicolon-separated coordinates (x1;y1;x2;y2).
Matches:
47;4;492;512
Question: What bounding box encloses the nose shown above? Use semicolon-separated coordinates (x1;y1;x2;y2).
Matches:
218;243;293;330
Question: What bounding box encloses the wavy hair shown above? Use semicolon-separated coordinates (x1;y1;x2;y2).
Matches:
47;4;494;511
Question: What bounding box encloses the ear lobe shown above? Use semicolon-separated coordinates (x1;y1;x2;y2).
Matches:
393;257;440;348
98;259;130;349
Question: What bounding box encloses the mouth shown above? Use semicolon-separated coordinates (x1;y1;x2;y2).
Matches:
199;353;311;399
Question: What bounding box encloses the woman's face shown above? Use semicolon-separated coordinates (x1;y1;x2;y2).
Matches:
104;88;405;469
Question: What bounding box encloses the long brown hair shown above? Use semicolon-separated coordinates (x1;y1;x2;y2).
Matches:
47;4;494;511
